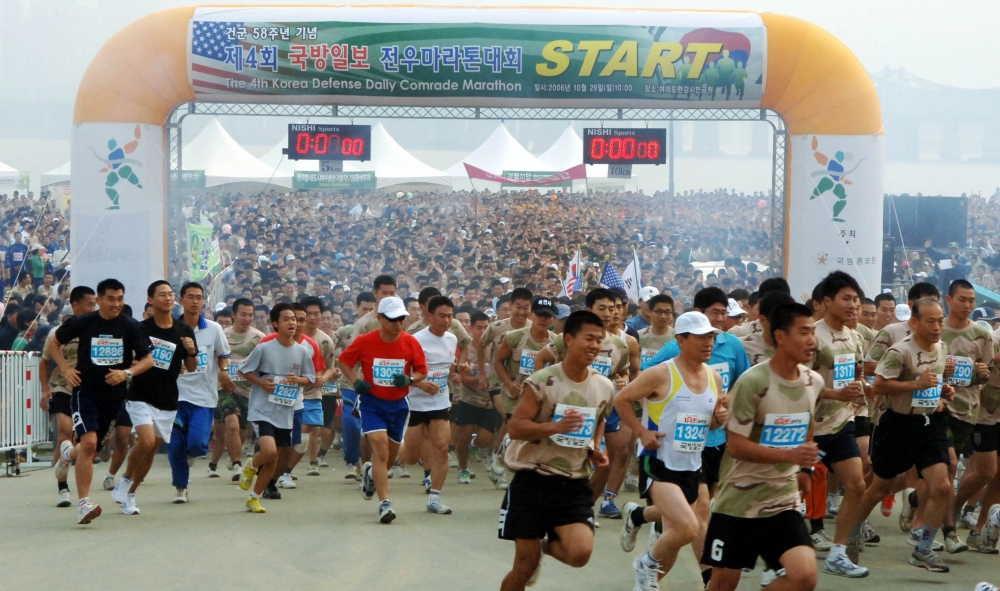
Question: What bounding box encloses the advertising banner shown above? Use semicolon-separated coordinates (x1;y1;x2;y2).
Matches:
71;123;165;307
501;170;571;188
787;135;885;299
188;8;765;106
187;222;221;282
293;170;377;189
170;170;206;188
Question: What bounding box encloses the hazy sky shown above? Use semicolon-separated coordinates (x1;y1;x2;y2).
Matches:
2;0;997;142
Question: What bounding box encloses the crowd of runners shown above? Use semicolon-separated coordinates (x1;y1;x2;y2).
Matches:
4;180;1000;591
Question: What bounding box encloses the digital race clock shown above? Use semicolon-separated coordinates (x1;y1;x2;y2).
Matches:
286;124;371;161
582;128;666;165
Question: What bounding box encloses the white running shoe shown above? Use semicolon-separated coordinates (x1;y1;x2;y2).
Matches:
624;472;639;493
229;463;242;482
422;476;432;494
317;456;329;468
55;440;72;481
827;494;842;517
620;502;642;552
974;583;998;591
810;530;833;552
960;512;980;530
388;463;410;479
123;493;140;515
207;465;220;477
172;488;188;504
448;450;459;468
361;462;375;499
945;531;969;554
307;463;321;476
345;463;360;481
458;470;472;484
760;569;785;587
427;498;453;514
57;489;71;508
277;474;297;489
378;500;396;524
111;477;130;506
632;555;663;591
823;553;869;578
77;499;102;524
103;473;115;491
984;504;1000;548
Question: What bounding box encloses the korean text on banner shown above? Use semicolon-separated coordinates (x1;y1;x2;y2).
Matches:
187;9;766;106
187;222;221;282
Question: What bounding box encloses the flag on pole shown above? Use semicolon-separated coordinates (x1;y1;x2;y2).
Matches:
622;248;643;304
187;222;221;282
600;260;626;292
564;250;582;297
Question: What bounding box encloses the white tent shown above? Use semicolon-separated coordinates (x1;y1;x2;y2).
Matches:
42;161;71;186
0;160;18;195
444;123;551;178
352;123;450;188
538;125;609;178
183;118;291;188
260;122;449;189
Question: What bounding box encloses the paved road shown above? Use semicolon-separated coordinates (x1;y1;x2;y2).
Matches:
1;455;997;591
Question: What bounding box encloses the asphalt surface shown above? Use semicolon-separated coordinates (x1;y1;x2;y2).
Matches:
2;454;998;591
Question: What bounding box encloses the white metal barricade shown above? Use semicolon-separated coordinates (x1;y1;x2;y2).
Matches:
0;351;50;466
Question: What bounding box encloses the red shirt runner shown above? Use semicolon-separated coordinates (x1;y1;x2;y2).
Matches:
338;331;427;401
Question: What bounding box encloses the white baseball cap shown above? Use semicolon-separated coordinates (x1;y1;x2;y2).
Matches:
639;286;659;302
727;298;747;317
674;311;719;335
895;303;911;322
378;296;409;320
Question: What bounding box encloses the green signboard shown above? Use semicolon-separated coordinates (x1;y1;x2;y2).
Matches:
501;170;571;188
170;170;206;188
188;10;765;105
294;170;376;189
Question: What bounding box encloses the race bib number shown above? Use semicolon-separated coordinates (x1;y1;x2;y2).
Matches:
373;358;406;387
760;412;810;449
268;377;300;407
91;337;124;366
912;377;943;408
673;413;710;452
149;337;177;370
519;350;537;376
228;359;245;379
946;356;973;387
321;380;339;395
591;356;613;378
194;346;209;374
427;369;450;392
832;353;856;390
708;363;731;394
640;348;659;368
549;404;598;449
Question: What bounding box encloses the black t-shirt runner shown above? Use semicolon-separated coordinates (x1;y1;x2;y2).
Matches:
128;317;197;411
54;311;152;399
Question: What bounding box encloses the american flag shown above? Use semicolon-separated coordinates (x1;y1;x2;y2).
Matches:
191;21;242;62
600;261;626;291
190;20;263;96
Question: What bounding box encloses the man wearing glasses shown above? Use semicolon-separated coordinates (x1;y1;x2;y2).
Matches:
338;296;428;524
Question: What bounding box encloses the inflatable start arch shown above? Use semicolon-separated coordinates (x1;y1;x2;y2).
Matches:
72;6;882;302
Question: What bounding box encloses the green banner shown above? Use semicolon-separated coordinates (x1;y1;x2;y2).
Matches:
187;222;221;282
501;170;571;188
188;12;765;105
293;170;376;189
170;170;206;188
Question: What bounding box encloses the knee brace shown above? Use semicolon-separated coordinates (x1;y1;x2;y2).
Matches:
294;431;311;454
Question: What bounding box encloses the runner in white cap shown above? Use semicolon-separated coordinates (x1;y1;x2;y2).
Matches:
615;311;726;591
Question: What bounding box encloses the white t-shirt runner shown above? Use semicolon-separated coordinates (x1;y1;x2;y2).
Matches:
407;327;458;413
177;316;231;408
